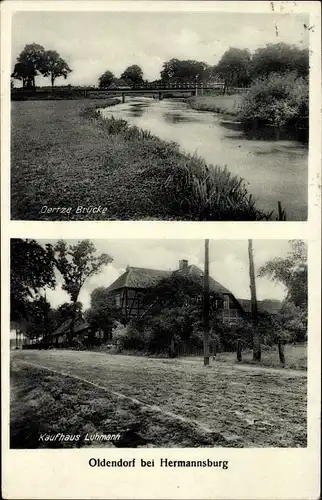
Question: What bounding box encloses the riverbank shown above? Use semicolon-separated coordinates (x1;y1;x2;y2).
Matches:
11;98;273;220
187;94;243;118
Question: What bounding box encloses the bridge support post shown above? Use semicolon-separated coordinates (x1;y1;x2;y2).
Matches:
122;93;125;104
159;91;163;101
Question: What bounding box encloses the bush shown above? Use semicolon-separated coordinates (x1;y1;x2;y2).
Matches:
111;321;127;351
239;72;308;129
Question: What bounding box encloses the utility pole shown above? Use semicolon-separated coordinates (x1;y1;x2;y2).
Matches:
248;240;261;362
203;239;210;366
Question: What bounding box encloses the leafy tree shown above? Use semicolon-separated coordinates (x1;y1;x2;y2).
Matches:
53;240;113;343
160;58;211;85
251;43;309;79
11;43;46;90
135;274;221;356
11;62;34;90
42;50;72;89
273;302;307;343
11;239;56;324
98;70;115;88
121;65;144;87
215;48;251;93
23;296;52;347
86;287;122;340
258;240;307;309
52;301;83;326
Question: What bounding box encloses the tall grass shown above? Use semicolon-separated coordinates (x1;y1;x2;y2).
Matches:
85;110;272;220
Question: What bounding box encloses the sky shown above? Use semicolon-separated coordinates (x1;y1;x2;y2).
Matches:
34;239;294;310
11;11;309;86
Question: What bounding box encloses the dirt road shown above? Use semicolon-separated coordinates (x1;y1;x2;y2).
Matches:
11;350;307;448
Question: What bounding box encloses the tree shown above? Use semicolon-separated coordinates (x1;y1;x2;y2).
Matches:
11;43;46;90
251;43;309;80
56;301;83;323
98;70;115;88
86;287;121;340
42;50;72;89
11;239;56;324
11;62;34;90
258;240;307;309
121;65;144;87
139;273;220;356
53;240;113;343
160;58;211;85
23;296;52;347
258;240;307;364
215;48;251;93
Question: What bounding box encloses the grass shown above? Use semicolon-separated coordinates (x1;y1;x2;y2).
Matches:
11;350;307;448
215;343;307;371
187;94;244;117
11;99;272;221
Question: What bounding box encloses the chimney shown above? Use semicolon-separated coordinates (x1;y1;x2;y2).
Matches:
179;259;188;270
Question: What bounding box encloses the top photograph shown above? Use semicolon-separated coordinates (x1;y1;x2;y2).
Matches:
10;8;309;221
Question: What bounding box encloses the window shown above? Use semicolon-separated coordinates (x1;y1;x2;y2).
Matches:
223;296;229;309
115;294;121;308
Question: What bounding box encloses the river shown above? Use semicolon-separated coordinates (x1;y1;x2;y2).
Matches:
100;97;308;220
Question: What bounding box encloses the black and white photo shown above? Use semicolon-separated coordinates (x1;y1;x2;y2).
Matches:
10;239;307;449
2;1;321;498
10;9;309;221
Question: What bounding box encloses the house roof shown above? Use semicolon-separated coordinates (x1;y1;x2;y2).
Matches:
106;264;231;297
52;317;89;337
107;266;172;292
237;299;282;315
174;264;231;295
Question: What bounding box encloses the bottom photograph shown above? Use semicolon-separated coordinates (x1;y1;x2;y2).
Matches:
10;238;307;449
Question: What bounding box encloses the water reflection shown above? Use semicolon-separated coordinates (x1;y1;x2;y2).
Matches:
100;97;308;220
163;112;202;124
128;102;149;118
220;120;308;143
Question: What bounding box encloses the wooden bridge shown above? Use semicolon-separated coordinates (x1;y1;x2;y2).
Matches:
11;82;230;102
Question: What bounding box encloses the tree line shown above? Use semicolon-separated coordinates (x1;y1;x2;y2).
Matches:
98;43;308;92
12;42;308;93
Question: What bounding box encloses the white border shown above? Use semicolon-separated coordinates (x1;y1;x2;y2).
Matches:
1;2;321;499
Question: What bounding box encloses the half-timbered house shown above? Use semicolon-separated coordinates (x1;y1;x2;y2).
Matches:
105;259;245;324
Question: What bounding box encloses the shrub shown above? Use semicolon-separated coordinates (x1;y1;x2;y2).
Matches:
111;321;127;351
239;72;308;129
